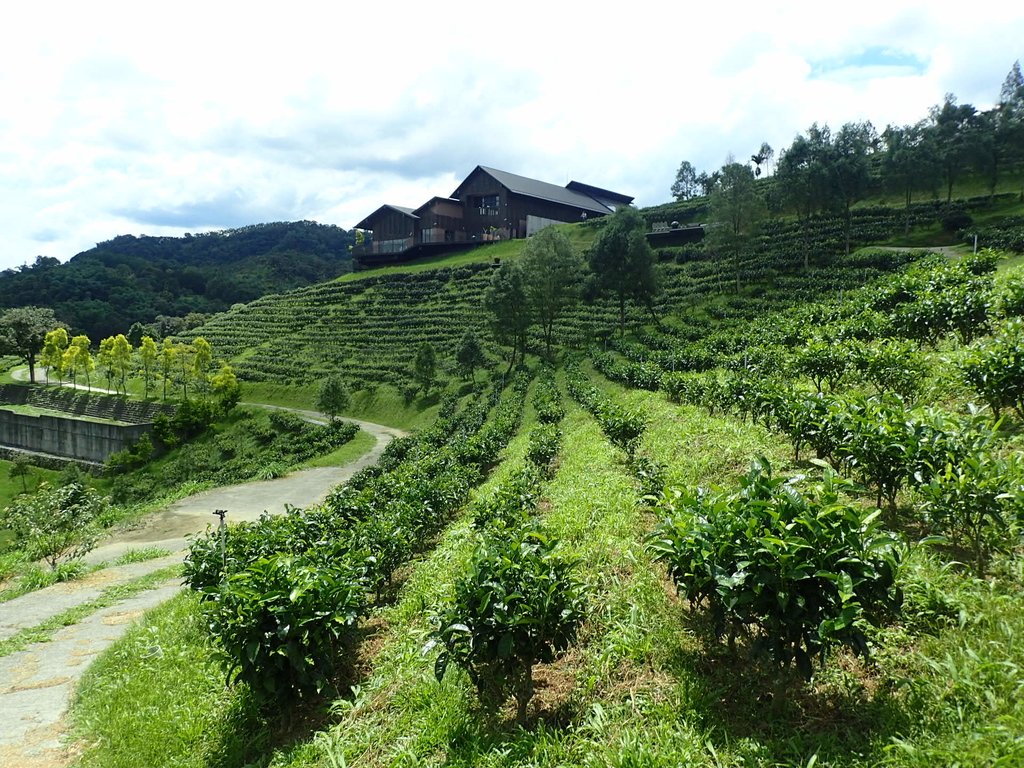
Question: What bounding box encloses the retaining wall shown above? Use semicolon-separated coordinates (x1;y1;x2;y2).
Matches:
0;411;151;463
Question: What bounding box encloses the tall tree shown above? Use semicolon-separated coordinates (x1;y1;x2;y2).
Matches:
707;162;766;292
671;160;699;200
455;330;486;381
97;336;117;393
413;342;437;393
831;121;877;255
40;327;69;385
316;374;350;422
1000;60;1024;118
138;335;158;400
159;339;177;400
881;122;941;231
588;206;660;335
929;94;982;202
0;306;61;383
484;261;531;369
67;335;94;392
176;341;195;400
696;170;721;197
751;142;774;177
520;227;584;358
191;337;213;396
112;334;133;395
775;124;834;220
211;362;241;413
997;60;1024;199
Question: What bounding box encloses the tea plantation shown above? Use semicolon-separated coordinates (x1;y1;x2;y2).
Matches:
60;199;1024;767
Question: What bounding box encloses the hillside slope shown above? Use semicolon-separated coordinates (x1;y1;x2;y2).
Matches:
0;221;355;340
193;198;997;394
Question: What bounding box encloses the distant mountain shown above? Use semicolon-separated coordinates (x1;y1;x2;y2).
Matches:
0;221;355;340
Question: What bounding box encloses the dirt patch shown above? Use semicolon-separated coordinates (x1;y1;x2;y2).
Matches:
0;720;81;768
7;676;72;694
53;569;116;592
101;610;144;626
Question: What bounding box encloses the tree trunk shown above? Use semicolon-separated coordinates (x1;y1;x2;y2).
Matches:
515;663;535;724
844;203;852;257
905;186;912;235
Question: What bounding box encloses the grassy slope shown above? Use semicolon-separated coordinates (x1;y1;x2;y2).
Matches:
58;197;1024;764
69;329;1024;766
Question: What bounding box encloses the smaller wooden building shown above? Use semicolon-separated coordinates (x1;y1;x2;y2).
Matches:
354;205;418;257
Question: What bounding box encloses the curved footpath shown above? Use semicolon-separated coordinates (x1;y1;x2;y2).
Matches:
0;412;403;768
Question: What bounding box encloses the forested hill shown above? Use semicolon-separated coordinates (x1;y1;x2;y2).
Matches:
0;221;355;340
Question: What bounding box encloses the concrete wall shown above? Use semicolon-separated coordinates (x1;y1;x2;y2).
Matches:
0;411;151;463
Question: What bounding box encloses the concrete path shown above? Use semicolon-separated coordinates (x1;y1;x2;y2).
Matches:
0;412;403;767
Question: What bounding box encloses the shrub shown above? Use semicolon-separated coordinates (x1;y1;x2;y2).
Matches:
919;452;1024;577
472;467;540;532
832;393;917;510
595;401;647;459
105;434;154;475
432;530;588;720
205;551;367;701
960;319;1024;417
851;339;927;400
792;339;853;394
268;409;305;433
647;460;903;681
1;482;108;569
526;424;561;475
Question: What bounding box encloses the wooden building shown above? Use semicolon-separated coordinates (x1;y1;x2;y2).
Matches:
354;205;418;257
412;197;465;245
353;165;633;266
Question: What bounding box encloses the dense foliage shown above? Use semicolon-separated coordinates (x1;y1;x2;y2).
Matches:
1;481;108;569
0;222;354;339
434;366;586;720
432;530;587;719
185;374;532;701
112;408;358;504
648;461;903;680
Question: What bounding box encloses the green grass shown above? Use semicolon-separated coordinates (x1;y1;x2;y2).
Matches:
111;547;172;566
67;382;542;768
241;382;317;410
0;564;180;658
71;590;267;768
0;403;130;424
62;365;1024;766
242;382;442;432
297;428;375;468
0;459;61;518
344;385;445;432
335;222;598;288
341;240;527;283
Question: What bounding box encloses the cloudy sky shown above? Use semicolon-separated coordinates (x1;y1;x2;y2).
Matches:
0;1;1021;271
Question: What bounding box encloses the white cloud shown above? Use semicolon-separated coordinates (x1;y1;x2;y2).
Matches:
0;0;1021;270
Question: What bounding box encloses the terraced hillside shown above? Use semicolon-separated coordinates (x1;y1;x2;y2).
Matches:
195;198;988;392
198;264;497;387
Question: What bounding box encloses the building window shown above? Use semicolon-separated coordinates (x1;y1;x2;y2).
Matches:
471;194;499;215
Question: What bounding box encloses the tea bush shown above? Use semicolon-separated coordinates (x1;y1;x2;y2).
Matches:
647;459;903;680
432;529;588;720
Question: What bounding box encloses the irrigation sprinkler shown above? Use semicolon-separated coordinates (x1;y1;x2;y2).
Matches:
213;509;227;572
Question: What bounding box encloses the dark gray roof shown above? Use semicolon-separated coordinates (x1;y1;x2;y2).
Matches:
412;196;462;216
565;180;634;206
355;204;419;230
464;166;619;215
